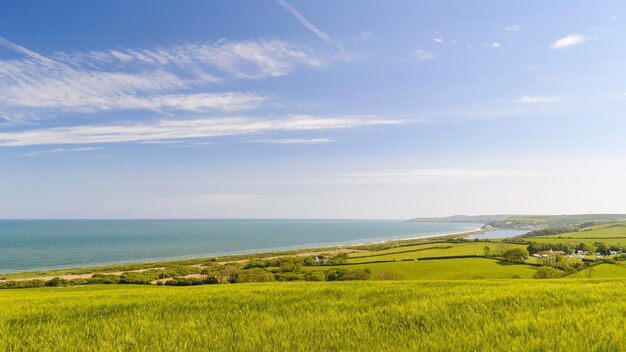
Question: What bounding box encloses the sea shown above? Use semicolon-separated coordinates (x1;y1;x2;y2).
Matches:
0;219;519;273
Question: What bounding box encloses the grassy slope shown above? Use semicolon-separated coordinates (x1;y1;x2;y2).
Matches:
492;214;626;228
308;257;537;280
2;281;626;351
528;222;626;246
347;242;526;263
567;263;626;279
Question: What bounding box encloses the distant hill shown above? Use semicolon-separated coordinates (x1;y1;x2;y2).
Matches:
487;214;626;229
408;215;516;224
409;214;626;230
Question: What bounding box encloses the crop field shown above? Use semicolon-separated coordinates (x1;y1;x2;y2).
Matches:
346;242;527;263
1;281;626;351
307;257;537;280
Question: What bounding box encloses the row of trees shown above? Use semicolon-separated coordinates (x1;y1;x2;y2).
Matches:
526;242;625;255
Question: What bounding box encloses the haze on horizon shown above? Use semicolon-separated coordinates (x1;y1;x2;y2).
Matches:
1;1;625;219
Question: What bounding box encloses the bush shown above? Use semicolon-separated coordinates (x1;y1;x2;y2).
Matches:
164;276;219;286
0;280;46;289
502;248;529;263
339;269;371;281
304;271;326;281
325;268;371;281
87;274;121;284
274;272;305;282
234;268;276;283
533;267;564;279
119;272;157;285
45;277;69;287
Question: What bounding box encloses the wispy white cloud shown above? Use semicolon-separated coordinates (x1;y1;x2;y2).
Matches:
504;25;525;32
486;42;501;48
0;37;323;118
608;92;626;100
324;168;532;185
275;0;344;52
20;147;99;157
251;138;333;144
410;49;434;61
516;96;563;104
551;34;586;49
0;115;405;147
433;37;444;44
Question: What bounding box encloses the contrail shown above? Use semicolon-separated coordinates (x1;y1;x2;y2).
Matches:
0;36;55;64
275;0;344;52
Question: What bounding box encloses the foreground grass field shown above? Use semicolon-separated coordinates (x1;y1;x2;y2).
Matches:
1;281;626;351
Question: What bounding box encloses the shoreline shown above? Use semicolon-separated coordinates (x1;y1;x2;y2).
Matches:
0;227;485;279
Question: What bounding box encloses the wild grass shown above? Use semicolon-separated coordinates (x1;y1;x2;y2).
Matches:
1;280;626;351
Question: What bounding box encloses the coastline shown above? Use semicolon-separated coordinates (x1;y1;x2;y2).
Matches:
0;227;484;280
347;228;484;246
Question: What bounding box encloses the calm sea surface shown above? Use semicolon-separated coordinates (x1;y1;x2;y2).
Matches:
0;219;482;273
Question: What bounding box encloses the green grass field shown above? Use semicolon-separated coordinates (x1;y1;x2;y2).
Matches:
566;263;626;279
347;242;527;263
1;281;626;351
309;257;537;280
527;222;626;246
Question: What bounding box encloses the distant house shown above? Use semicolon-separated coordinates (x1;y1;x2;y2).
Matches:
538;250;566;257
610;251;618;255
577;255;586;259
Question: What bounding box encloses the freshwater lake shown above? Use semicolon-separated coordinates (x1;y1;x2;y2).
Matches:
0;219;494;273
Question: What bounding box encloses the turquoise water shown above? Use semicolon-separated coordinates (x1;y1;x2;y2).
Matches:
0;220;480;273
468;229;528;239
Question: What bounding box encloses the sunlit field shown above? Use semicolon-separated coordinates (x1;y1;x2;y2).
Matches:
1;281;625;351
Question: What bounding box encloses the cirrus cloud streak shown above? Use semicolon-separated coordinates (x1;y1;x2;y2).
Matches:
0;115;405;147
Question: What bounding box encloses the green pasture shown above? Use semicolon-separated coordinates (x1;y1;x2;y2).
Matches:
347;242;526;263
308;257;537;280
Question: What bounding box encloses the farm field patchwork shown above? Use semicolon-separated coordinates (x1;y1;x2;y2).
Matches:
308;257;537;280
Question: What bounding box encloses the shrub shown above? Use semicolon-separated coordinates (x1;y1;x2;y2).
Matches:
533;267;564;279
119;272;157;285
502;248;529;263
87;274;121;284
0;280;46;289
274;272;305;282
304;271;326;281
164;276;219;286
333;269;371;281
45;277;69;287
234;268;276;283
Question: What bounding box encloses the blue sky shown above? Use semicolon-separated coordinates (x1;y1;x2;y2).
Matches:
1;1;625;218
